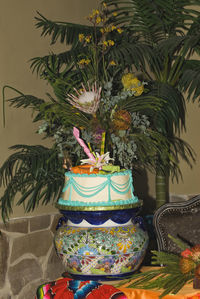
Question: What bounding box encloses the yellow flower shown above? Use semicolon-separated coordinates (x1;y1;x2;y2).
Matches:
103;2;107;8
107;40;114;46
122;73;144;96
111;25;116;31
117;28;123;34
113;12;117;16
78;59;91;66
105;26;111;33
79;34;84;42
100;28;105;34
110;60;116;66
96;16;102;24
103;41;108;47
122;73;135;89
92;9;99;16
133;85;144;96
84;59;91;65
85;35;92;43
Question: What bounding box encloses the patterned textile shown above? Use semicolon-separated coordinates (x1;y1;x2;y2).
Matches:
35;277;127;299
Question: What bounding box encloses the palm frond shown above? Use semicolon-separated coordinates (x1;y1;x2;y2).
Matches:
35;11;94;46
130;130;169;173
30;46;86;77
114;248;194;298
0;145;64;221
108;37;155;78
121;94;163;112
179;60;200;101
2;85;45;127
156;36;186;58
149;82;186;134
104;0;200;40
37;101;90;129
122;82;186;135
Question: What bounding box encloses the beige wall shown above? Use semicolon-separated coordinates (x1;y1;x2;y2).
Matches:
0;0;200;219
169;100;200;197
0;0;98;218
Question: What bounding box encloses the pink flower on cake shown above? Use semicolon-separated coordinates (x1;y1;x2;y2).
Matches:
67;82;102;114
80;152;113;171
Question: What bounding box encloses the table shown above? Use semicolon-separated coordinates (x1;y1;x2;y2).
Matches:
35;267;200;299
117;267;199;298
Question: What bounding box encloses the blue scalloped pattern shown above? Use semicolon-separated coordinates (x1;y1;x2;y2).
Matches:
59;208;141;225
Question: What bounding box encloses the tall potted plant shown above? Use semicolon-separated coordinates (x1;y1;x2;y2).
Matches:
0;2;195;220
103;0;200;207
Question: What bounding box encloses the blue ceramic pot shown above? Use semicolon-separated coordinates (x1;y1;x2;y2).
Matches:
54;206;148;280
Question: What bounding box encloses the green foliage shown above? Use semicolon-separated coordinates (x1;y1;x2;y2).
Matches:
168;234;190;251
35;12;94;46
104;0;200;99
103;0;200;205
0;145;64;221
114;250;194;298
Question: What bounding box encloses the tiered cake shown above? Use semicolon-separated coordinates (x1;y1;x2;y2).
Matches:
54;128;148;280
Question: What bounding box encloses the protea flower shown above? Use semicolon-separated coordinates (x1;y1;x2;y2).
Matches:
112;109;132;130
191;245;200;262
67;82;102;114
179;257;196;274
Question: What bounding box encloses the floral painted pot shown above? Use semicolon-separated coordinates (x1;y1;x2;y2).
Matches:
54;207;148;280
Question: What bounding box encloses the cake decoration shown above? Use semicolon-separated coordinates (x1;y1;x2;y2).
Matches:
80;151;113;172
73;127;113;172
56;126;139;210
73;127;96;162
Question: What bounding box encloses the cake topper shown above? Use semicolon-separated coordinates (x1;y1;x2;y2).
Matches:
73;126;114;172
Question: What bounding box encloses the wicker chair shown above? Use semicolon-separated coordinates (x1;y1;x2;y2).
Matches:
153;195;200;254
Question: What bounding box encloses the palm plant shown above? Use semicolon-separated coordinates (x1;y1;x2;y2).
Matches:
0;2;197;220
102;0;200;207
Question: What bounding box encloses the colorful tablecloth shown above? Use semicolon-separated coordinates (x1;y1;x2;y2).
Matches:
35;277;127;299
35;267;200;299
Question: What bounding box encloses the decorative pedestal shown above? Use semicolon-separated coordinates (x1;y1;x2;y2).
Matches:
54;202;148;280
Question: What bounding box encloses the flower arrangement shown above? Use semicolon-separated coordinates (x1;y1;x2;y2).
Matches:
36;3;164;172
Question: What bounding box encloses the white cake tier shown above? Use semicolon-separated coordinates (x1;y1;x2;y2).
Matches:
58;169;138;208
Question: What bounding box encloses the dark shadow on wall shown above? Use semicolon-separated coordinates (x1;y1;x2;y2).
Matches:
132;169;158;266
132;169;156;215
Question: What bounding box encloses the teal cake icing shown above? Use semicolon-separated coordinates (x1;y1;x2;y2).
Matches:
57;170;138;208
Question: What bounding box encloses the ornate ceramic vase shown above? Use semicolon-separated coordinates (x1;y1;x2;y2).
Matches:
54;203;149;280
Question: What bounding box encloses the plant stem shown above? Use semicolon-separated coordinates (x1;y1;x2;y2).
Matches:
155;168;169;208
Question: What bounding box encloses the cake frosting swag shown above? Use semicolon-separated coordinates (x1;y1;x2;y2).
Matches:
57;169;138;209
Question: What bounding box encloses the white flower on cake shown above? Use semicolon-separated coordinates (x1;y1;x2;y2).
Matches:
80;152;113;171
67;82;102;114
